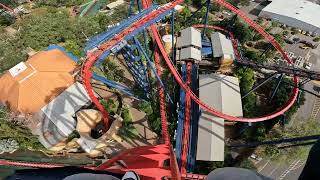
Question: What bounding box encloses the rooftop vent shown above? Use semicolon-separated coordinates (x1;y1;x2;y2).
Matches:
9;62;27;77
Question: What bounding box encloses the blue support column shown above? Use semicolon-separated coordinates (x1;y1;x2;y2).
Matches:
269;74;284;102
175;64;186;167
135;0;149;58
171;11;175;64
201;0;211;39
128;0;135;16
187;64;200;172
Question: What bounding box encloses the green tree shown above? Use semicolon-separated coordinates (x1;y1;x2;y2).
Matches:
192;0;207;8
63;40;83;58
101;59;125;82
235;67;257;117
254;41;270;50
34;0;88;7
270;78;305;120
119;106;139;140
175;7;192;31
0;107;43;150
261;120;319;163
100;99;118;114
282;30;289;36
1;0;17;6
273;34;285;47
210;3;221;12
121;107;133;125
220;18;252;43
138;101;153;116
271;21;279;27
35;0;67;7
16;10;76;50
252;33;264;41
313;37;320;42
227;0;239;6
0;34;28;73
243;48;259;61
0;14;15;26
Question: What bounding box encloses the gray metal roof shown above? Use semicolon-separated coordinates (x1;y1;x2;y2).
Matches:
38;82;91;148
261;0;320;30
211;32;235;60
197;74;243;161
77;134;98;153
38;117;67;148
176;27;202;48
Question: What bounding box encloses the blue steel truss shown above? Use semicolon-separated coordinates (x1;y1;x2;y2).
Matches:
83;2;176;98
92;73;135;97
90;6;174;67
121;42;150;97
135;38;174;103
85;4;159;52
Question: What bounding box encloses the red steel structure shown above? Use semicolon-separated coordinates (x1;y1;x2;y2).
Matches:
82;0;298;135
180;62;192;174
155;46;170;145
0;3;15;13
0;0;300;179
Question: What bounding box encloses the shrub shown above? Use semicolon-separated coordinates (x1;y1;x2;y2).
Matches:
121;107;132;125
0;107;43;150
313;37;320;42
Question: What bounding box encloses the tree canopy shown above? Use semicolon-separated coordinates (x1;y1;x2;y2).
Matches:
235;67;257;117
0;5;128;73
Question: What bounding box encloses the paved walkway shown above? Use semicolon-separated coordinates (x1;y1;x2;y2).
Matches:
291;82;320;125
256;159;305;180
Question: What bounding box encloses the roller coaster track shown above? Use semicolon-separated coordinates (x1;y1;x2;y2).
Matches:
82;1;298;132
0;3;14;13
180;62;192;174
237;58;320;81
81;0;298;177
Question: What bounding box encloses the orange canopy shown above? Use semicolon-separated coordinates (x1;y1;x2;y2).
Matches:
0;49;77;113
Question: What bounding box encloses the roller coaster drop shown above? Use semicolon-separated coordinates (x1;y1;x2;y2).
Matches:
1;0;315;179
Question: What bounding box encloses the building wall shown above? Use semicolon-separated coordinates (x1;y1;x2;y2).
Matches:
211;32;235;61
260;10;320;34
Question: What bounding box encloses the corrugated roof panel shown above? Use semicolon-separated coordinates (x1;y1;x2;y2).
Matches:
197;74;243;161
40;82;91;137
